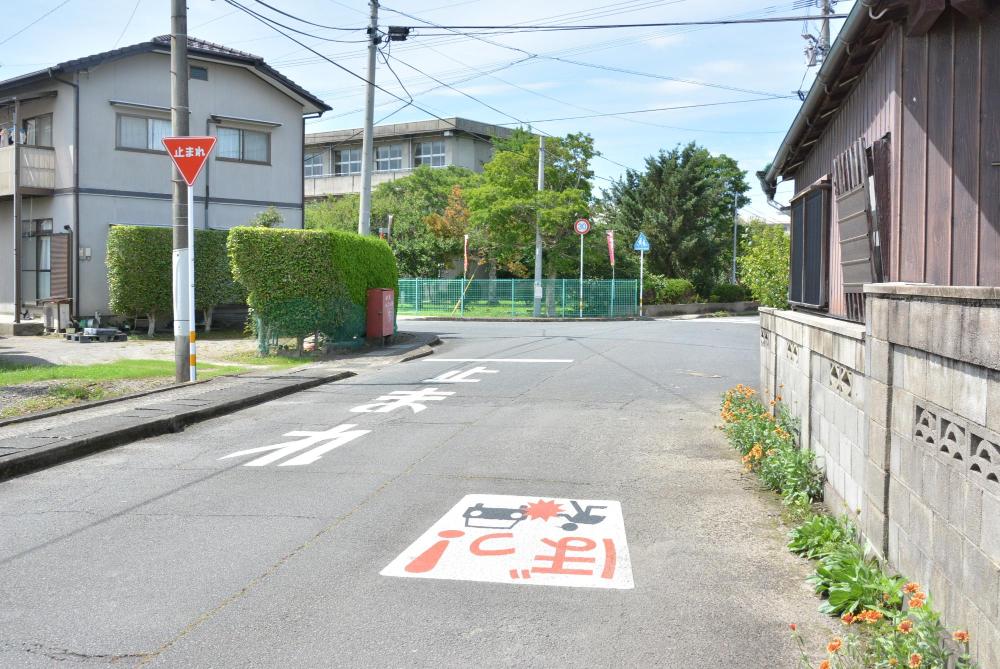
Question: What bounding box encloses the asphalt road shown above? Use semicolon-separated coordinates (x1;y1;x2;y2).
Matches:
0;318;829;668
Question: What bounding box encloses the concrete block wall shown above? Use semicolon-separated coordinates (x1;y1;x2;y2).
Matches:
759;286;1000;667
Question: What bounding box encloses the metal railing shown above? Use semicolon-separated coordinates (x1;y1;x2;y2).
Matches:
398;279;639;318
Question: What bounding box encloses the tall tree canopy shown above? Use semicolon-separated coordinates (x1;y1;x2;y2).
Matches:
602;142;750;295
466;129;596;278
306;165;474;277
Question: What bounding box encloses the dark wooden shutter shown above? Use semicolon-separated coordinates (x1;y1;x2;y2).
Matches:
833;138;880;321
871;134;892;281
49;232;72;300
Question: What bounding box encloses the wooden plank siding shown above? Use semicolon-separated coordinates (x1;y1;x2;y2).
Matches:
794;30;900;316
790;9;1000;315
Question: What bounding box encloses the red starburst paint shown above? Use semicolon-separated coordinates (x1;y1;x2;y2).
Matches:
524;499;563;521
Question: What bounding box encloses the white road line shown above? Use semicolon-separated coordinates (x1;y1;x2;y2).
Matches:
426;358;574;363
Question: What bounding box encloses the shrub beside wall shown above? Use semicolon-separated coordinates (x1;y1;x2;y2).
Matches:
227;227;398;352
107;226;245;335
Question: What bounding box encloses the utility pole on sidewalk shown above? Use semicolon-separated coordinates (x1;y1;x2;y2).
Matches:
533;134;544;317
358;0;379;236
170;0;190;382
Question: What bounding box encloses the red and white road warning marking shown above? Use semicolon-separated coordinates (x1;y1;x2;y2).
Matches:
381;494;633;589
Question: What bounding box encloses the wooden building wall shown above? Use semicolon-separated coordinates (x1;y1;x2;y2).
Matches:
795;30;900;316
792;6;1000;314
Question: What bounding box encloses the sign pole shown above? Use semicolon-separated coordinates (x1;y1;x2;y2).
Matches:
170;0;190;383
639;250;644;317
187;185;196;381
579;233;584;319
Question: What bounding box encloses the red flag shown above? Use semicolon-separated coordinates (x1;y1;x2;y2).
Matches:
161;136;217;186
463;234;469;275
606;230;615;267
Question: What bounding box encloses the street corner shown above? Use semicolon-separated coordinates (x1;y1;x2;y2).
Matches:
381;493;633;590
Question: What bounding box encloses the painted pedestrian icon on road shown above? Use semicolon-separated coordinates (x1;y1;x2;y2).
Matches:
381;494;633;589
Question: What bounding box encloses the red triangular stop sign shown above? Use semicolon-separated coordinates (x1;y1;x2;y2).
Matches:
162;136;217;186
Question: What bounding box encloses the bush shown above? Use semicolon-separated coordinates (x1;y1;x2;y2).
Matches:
227;227;398;353
250;206;284;228
739;221;789;308
107;226;245;335
107;226;172;335
709;282;749;303
645;275;697;304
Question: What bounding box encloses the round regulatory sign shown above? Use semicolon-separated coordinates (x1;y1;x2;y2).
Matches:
574;218;592;235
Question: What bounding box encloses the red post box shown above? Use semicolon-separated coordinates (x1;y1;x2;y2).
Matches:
366;288;395;342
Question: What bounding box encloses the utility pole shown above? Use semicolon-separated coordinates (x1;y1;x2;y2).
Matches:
170;0;190;382
533;134;544;317
358;0;379;236
819;0;832;60
731;196;739;284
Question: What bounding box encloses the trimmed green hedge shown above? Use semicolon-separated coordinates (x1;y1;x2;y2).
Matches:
226;227;398;351
107;226;245;335
709;283;750;303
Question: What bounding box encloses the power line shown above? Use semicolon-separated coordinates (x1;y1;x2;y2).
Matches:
225;0;367;44
113;0;142;48
401;14;849;34
496;96;797;125
0;0;73;47
249;0;362;31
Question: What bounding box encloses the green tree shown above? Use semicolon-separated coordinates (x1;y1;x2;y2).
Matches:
305;194;358;232
466;129;595;311
739;219;789;308
250;206;284;228
602;142;750;296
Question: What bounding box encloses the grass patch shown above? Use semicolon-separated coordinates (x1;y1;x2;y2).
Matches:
0;359;244;386
222;352;313;368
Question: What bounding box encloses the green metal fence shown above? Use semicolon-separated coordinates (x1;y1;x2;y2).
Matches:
398;279;639;319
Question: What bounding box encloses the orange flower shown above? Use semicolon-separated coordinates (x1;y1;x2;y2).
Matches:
889;660;898;667
789;623;797;632
856;609;884;624
903;582;920;594
909;653;922;668
908;596;925;609
827;638;842;653
953;630;970;643
840;612;855;625
897;620;914;634
819;661;830;669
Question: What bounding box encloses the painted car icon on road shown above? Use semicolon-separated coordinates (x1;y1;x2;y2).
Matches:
463;503;527;529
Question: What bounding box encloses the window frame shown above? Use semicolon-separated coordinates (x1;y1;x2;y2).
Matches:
304;151;325;178
214;125;271;165
375;143;403;172
190;65;209;81
115;113;172;154
413;140;446;167
788;181;830;310
23;113;53;147
334;147;361;175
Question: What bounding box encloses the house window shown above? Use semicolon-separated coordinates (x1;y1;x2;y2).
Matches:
21;218;52;300
376;143;403;171
23;114;52;147
304;151;324;177
117;114;171;152
216;126;270;164
414;140;445;167
335;148;361;175
789;185;829;308
190;65;208;81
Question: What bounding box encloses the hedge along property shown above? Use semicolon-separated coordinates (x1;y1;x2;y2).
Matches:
107;226;244;335
227;227;398;353
757;2;1000;666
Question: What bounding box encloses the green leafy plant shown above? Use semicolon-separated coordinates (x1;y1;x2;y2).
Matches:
709;282;749;303
250;206;284;228
738;220;789;308
227;227;398;355
788;514;852;560
807;542;905;616
194;229;246;332
107;226;173;335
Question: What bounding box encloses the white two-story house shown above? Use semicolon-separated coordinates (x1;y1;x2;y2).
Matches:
0;36;329;321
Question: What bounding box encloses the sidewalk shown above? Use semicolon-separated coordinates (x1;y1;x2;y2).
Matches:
0;332;440;481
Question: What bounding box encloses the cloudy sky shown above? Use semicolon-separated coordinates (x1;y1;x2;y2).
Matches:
0;0;851;220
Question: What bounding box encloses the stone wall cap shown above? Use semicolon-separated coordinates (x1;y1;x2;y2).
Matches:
766;308;865;340
864;283;1000;301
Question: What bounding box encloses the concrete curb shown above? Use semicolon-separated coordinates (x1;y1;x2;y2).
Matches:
397;317;652;323
0;371;355;483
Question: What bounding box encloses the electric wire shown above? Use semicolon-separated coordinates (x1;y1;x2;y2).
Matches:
113;0;142;48
0;0;73;47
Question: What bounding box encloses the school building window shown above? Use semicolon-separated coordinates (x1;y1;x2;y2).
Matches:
414;140;445;167
335;148;361;175
304;151;324;177
376;144;403;172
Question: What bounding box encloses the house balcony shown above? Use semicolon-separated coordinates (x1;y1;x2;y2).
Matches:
0;144;56;197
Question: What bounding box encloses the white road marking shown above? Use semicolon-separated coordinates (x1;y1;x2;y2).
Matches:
219;424;370;467
350;387;455;414
427;358;574;363
422;366;499;383
381;494;633;589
